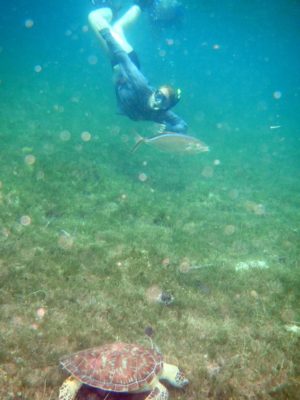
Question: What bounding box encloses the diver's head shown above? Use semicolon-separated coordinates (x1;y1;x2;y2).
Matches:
149;85;181;111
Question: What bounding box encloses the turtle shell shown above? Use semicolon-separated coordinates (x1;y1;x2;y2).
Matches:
60;342;163;392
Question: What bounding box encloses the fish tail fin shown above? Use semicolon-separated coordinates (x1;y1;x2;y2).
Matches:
131;134;145;153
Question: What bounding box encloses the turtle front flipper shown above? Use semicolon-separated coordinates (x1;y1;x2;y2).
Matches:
59;376;82;400
145;381;169;400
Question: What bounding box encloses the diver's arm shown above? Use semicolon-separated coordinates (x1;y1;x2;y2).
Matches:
161;110;188;134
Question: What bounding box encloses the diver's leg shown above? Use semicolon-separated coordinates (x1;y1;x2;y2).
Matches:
88;7;113;52
111;5;141;53
113;5;141;30
89;6;140;54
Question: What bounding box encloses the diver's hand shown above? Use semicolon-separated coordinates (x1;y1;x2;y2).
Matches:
157;123;167;134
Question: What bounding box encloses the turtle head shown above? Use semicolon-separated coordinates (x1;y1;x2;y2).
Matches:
162;362;189;388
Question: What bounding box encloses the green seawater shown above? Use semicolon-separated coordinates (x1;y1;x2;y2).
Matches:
0;0;299;399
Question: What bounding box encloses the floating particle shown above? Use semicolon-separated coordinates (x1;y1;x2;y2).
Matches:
179;258;191;273
81;131;92;142
2;227;10;237
24;154;36;165
201;166;214;178
82;25;89;33
166;38;174;46
138;172;148;182
22;146;33;153
20;215;31;226
224;225;235;235
244;200;264;215
24;19;34;29
120;134;129;143
194;111;205;123
53;104;65;113
11;316;24;327
36;171;45;181
212;43;220;50
158;49;166;57
58;234;74;250
87;55;98;65
36;307;46;319
206;361;221;378
65;29;72;37
280;307;295;323
59;130;71;141
269;125;281;130
110;125;121;136
34;65;42;73
245;201;266;216
70;96;80;104
273;91;282;100
253;203;266;216
161;257;170;267
145;285;162;303
228;189;239;199
213;159;221;166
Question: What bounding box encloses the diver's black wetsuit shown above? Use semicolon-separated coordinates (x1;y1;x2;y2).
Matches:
100;28;187;133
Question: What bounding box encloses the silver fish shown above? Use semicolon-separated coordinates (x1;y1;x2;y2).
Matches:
132;132;209;154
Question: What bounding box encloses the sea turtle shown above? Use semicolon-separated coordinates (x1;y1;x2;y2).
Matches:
59;342;189;400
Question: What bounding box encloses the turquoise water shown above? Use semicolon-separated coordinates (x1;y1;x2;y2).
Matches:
0;1;299;399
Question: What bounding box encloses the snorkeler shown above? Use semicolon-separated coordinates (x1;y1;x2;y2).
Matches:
88;5;187;134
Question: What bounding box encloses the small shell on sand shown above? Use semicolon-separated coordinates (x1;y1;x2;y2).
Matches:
285;324;300;335
36;307;46;319
145;286;174;305
235;260;269;271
